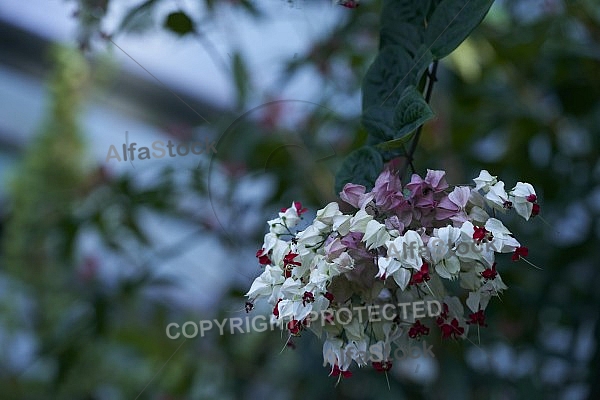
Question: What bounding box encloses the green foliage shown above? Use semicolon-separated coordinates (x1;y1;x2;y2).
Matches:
337;0;492;191
362;84;434;149
425;0;494;59
334;146;384;193
2;46;89;275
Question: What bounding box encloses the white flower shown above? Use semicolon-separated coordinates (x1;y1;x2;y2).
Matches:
428;226;461;280
344;340;369;367
484;218;520;253
376;256;400;278
473;170;498;192
331;252;355;273
444;296;466;319
460;264;484;291
308;256;346;292
267;217;289;235
279;203;301;228
297;225;324;248
362;220;390;250
262;233;289;265
428;226;460;264
349;208;373;233
279;277;303;298
435;256;461;280
323;337;352;370
481;273;508;294
345;319;365;340
457;221;495;267
468;205;490;224
315;202;342;225
245;264;285;301
278;299;312;322
510;182;536;220
376;256;411;290
387;230;424;270
393;268;412;290
466;291;491;313
511;182;536;198
332;214;352;236
485;181;510;211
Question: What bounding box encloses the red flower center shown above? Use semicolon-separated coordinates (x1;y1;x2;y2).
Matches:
331;365;352;378
287;319;302;335
273;299;282;318
302;291;315;306
512;246;529;261
410;262;431;285
481;262;498;280
408;320;430;339
372;360;393;372
473;227;492;244
467;310;487;327
256;248;271;265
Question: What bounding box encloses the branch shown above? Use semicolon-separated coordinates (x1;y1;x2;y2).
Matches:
401;60;439;178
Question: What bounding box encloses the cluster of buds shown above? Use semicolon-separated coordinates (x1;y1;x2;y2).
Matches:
246;169;539;378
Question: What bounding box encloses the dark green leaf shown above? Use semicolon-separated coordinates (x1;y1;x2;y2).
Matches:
164;11;195;36
362;45;432;111
362;83;434;146
380;22;424;55
425;0;494;59
362;45;415;109
393;85;435;138
381;0;432;27
379;0;429;52
335;146;384;194
361;105;396;141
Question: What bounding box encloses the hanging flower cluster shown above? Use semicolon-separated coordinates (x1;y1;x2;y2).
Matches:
246;169;539;378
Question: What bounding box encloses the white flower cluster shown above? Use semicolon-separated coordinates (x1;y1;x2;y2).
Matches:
246;170;540;378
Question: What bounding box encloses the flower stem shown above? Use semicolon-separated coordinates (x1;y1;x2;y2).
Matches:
402;60;439;179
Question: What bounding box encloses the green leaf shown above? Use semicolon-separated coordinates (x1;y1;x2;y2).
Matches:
164;11;195;36
393;85;435;137
361;105;396;141
362;46;415;110
381;0;432;27
374;136;413;151
362;84;434;145
379;0;430;52
425;0;494;59
335;146;384;194
380;22;424;56
362;45;433;111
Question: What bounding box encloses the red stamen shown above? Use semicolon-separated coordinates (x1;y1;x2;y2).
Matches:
512;246;529;261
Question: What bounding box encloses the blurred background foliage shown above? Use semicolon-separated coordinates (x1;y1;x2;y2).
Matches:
1;0;600;399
